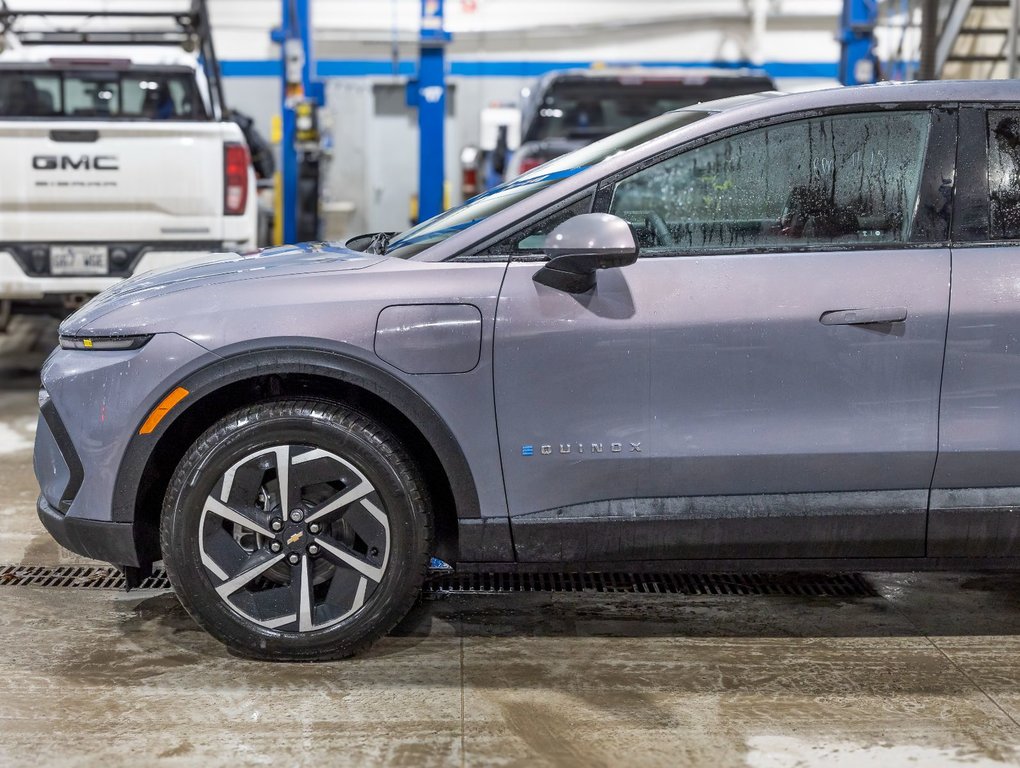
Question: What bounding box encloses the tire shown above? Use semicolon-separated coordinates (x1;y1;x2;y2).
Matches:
160;399;432;661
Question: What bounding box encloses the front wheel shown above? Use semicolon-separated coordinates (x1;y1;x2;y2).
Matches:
160;399;432;661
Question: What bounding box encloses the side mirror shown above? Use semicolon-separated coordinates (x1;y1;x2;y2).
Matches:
534;213;639;293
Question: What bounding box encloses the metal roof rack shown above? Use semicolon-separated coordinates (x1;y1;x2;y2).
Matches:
0;0;228;119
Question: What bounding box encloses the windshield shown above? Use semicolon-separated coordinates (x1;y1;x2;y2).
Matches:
385;109;712;259
524;78;772;142
0;68;206;119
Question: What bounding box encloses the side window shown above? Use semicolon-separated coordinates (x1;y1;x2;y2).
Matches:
987;111;1020;240
607;111;932;255
472;195;593;259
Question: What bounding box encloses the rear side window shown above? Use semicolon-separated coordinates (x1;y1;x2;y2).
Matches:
0;69;205;119
606;111;932;255
987;110;1020;239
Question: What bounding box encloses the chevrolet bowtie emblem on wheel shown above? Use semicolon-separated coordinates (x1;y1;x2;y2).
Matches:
521;442;642;456
287;531;304;546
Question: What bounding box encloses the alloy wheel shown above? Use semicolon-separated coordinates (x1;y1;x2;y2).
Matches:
197;444;391;632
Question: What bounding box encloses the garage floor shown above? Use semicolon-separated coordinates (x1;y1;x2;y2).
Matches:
5;328;1020;767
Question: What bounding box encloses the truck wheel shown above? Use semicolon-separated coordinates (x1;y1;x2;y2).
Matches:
160;399;432;661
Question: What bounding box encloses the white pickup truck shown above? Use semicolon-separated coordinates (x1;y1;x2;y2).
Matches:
0;42;257;323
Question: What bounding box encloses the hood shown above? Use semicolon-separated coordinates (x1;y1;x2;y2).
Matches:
61;242;387;335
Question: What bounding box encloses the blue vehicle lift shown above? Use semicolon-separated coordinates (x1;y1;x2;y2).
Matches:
272;0;324;244
408;0;451;223
839;0;880;85
274;0;447;237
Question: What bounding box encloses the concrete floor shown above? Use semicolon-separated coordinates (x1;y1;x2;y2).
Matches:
5;323;1020;766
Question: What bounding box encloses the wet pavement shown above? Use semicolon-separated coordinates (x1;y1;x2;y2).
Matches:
4;324;1020;767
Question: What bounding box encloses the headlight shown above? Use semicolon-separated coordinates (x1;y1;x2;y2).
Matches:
58;335;152;351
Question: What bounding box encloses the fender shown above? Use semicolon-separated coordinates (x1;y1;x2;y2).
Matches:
111;339;483;526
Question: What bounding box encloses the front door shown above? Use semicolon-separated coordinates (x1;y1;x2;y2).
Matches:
495;108;955;564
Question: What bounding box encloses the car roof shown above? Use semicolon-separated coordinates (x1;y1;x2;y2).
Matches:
689;79;1020;121
668;90;787;114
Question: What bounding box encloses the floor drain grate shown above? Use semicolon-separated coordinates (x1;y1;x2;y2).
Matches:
0;565;876;598
424;571;877;597
0;564;171;590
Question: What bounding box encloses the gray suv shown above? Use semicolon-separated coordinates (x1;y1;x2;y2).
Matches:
34;81;1020;660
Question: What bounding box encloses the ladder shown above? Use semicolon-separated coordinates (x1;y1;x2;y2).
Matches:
936;0;1020;79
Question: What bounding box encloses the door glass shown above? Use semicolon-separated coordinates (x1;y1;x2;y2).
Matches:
608;111;931;254
987;110;1020;239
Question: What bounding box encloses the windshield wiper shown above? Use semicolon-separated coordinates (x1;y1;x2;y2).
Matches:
367;231;392;255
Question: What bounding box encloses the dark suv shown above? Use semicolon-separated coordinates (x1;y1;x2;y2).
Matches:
34;81;1020;660
502;68;776;180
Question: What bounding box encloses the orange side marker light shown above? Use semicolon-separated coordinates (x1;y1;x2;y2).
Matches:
139;387;189;435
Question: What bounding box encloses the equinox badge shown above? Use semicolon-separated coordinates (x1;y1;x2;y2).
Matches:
522;442;641;456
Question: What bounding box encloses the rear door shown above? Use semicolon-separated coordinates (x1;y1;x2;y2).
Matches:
930;106;1020;557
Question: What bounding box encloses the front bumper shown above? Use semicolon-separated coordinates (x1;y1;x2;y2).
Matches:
37;495;143;566
34;332;213;566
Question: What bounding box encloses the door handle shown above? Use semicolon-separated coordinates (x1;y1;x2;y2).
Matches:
819;307;907;326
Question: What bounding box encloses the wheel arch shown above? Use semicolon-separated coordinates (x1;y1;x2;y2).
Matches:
116;341;479;567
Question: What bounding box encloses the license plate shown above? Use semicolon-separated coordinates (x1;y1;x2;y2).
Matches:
50;245;109;276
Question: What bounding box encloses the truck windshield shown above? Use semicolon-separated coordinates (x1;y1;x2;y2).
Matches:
385;109;711;259
0;68;206;119
525;77;772;142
